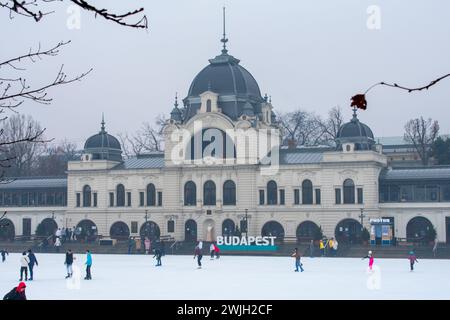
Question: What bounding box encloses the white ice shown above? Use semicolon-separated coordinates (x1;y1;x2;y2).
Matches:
1;253;449;300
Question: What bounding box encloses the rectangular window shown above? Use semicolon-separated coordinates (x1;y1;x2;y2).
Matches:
315;189;321;205
357;188;363;204
109;192;114;207
167;220;175;233
127;192;131;207
131;221;138;234
139;192;144;206
294;189;300;205
279;189;285;205
335;189;341;204
259;190;265;205
93;193;98;207
76;193;81;207
158;192;162;207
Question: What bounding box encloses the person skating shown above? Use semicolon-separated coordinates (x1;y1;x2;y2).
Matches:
27;249;38;281
1;249;8;262
213;242;220;259
19;252;30;281
127;237;135;254
3;282;27;300
408;251;419;271
432;240;438;258
291;248;304;272
54;237;61;253
84;250;92;280
193;245;203;269
64;249;75;279
328;238;334;257
210;243;215;260
153;248;162;266
362;250;374;271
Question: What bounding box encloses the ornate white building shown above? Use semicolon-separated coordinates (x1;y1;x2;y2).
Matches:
1;23;450;247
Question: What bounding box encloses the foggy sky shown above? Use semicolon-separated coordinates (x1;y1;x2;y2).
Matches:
1;0;450;148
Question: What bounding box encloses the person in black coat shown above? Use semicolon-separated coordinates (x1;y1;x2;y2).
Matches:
153;249;162;266
3;282;26;300
1;249;8;262
27;249;38;281
64;249;75;279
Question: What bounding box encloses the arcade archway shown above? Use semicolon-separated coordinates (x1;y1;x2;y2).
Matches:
335;219;363;244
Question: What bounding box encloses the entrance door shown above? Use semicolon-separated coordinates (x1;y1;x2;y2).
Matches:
22;218;31;238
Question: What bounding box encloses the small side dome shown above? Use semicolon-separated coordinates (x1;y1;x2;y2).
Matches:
83;116;122;162
170;94;183;122
336;111;375;151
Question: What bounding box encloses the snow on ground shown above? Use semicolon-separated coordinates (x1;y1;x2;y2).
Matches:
1;253;449;300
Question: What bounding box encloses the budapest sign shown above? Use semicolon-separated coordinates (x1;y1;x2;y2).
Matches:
216;236;278;251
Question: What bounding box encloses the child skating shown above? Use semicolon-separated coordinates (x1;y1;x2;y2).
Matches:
362;250;374;271
153;248;162;266
408;251;419;271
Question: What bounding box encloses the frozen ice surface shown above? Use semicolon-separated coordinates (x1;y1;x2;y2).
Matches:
1;253;449;300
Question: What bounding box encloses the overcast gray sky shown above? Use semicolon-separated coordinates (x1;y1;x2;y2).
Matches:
2;0;450;147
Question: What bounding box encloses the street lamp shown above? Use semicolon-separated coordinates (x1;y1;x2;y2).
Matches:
144;210;149;239
51;211;55;220
244;208;248;237
359;208;365;231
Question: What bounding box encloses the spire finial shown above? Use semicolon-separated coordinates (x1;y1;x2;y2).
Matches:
220;6;228;54
101;113;106;133
174;92;179;108
352;106;358;121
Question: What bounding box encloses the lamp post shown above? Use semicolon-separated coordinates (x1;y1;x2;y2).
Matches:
359;208;365;231
51;211;55;220
144;210;149;239
244;208;248;238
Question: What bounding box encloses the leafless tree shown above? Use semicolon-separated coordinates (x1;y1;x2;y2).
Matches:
0;0;148;29
277;110;323;147
0;114;48;177
34;139;80;176
316;106;344;146
118;114;167;157
404;117;439;166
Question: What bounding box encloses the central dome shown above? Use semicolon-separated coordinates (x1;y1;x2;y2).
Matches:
188;55;262;98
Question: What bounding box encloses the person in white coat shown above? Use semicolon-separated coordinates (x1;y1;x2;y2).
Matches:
54;237;62;253
332;239;338;256
210;243;215;259
19;252;30;281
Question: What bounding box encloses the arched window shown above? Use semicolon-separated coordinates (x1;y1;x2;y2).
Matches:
267;180;277;205
302;180;313;204
203;180;216;206
83;185;91;207
343;179;355;204
223;180;236;205
146;183;156;206
206;99;212;112
184;181;197;206
116;184;125;207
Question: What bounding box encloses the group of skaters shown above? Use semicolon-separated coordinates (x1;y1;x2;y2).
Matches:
127;236;166;256
361;250;419;272
192;241;220;269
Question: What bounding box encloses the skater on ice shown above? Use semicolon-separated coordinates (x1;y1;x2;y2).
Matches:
1;249;8;262
362;250;374;271
65;249;75;279
153;248;162;266
194;244;203;269
214;242;220;259
3;281;27;300
319;239;325;256
408;251;419;271
19;252;30;281
84;250;92;280
291;247;304;272
54;237;62;253
210;242;215;260
27;249;38;281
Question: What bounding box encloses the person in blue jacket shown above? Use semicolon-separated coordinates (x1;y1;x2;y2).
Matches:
84;250;92;280
27;249;38;281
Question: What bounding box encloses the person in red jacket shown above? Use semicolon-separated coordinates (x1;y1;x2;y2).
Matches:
408;251;419;271
362;251;374;271
213;242;220;259
3;282;26;300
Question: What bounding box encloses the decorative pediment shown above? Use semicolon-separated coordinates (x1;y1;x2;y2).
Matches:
79;176;94;182
112;175;128;181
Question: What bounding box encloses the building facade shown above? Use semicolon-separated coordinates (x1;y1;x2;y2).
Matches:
1;29;450;246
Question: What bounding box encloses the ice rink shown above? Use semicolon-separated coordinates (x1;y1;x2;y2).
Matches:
1;253;449;300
